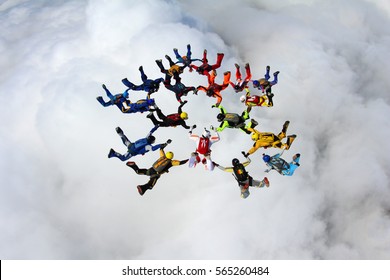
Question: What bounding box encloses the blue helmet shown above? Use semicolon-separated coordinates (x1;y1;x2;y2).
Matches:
253;80;260;87
262;154;271;162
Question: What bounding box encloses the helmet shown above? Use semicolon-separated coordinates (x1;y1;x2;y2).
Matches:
180;112;188;120
232;158;240;166
147;135;156;144
253;80;260;87
182;55;187;60
217;113;224;122
165;151;174;159
251;133;259;141
262;154;271;162
240;95;246;103
202;128;210;138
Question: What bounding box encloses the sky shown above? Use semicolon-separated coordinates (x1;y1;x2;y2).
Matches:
1;0;390;260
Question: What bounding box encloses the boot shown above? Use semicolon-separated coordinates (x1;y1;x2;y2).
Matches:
115;127;123;135
108;148;116;158
250;119;258;128
137;185;145;196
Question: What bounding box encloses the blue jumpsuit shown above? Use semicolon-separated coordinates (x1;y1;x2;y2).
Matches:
97;85;155;113
96;84;129;109
173;44;202;67
265;153;300;176
122;66;164;97
109;126;163;161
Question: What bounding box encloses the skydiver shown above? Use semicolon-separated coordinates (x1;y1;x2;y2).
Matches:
155;55;186;78
146;101;192;129
230;63;252;93
126;149;189;195
242;121;297;157
214;154;270;199
240;88;273;113
122;66;164;98
164;72;196;104
173;44;202;71
262;152;301;176
96;84;156;114
188;126;220;171
213;104;257;134
190;49;224;76
252;65;279;94
195;70;231;107
96;84;129;110
108;126;171;161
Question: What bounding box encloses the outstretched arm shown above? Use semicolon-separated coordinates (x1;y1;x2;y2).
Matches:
216;104;227;114
216;164;233;172
177;101;187;114
180;121;191;129
147;125;159;137
171;159;189;166
216;121;229;132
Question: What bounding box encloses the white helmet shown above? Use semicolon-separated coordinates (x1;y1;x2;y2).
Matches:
202;128;211;138
240;95;246;103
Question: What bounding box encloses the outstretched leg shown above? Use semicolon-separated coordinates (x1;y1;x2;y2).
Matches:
137;174;160;196
244;63;252;81
122;78;135;89
146;112;162;126
102;84;114;99
115;127;131;147
108;149;131;161
173;47;182;61
222;71;231;86
234;63;242;82
186;44;191;58
264;65;271;80
165;55;175;67
211;53;224;70
155;59;167;74
202;49;208;63
284;135;297;150
283;155;300;176
270;71;279;86
96;96;111;107
139;66;147;82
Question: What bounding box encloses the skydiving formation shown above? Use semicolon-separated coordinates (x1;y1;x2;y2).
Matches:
97;44;301;198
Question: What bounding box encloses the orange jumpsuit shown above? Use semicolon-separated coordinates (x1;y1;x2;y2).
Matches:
196;70;231;106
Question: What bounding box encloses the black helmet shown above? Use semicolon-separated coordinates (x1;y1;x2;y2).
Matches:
217;113;224;122
232;158;240;166
147;135;156;144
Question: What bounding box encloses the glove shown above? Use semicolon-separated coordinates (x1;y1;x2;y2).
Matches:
241;151;249;158
264;169;270;173
192;124;197;129
166;139;172;144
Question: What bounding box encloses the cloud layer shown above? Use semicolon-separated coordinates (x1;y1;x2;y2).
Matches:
1;0;390;259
